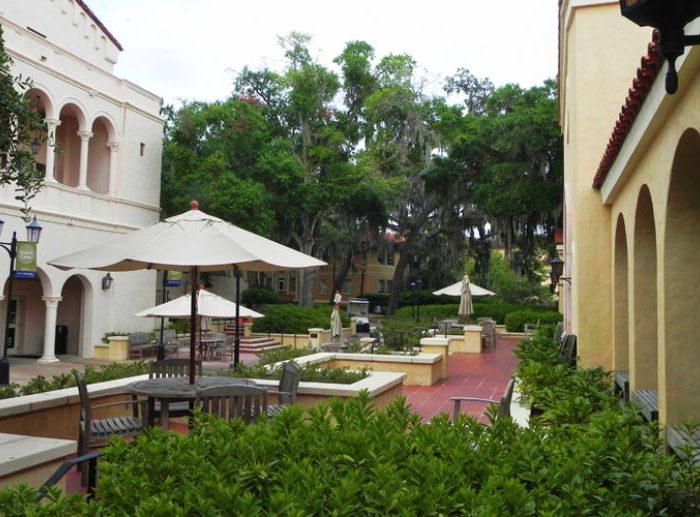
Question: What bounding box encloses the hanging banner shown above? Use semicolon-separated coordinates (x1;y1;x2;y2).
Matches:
165;270;183;287
14;242;37;279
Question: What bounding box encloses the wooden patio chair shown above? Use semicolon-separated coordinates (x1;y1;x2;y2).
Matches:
266;362;301;418
451;377;515;423
74;371;146;484
195;385;268;424
553;321;564;343
559;334;577;368
146;359;202;420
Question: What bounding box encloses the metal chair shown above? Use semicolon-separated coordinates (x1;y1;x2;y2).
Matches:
267;362;301;418
195;384;268;424
451;378;515;422
480;319;497;349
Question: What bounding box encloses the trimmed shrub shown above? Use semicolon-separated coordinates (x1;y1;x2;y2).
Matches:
241;287;280;306
363;293;389;308
252;304;350;335
504;310;562;332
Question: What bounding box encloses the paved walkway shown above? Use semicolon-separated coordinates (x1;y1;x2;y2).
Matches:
404;335;521;422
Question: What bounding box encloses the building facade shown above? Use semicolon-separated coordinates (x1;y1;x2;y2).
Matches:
0;0;163;364
560;0;700;427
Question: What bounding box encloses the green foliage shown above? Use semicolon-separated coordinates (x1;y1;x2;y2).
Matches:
241;286;280;306
362;293;389;308
252;304;349;334
504;310;563;333
6;391;699;515
487;251;550;304
0;28;46;219
222;361;367;385
0;362;150;399
258;346;314;365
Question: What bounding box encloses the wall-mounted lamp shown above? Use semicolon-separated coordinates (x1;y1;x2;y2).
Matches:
549;256;571;293
620;0;700;94
101;273;113;290
31;138;41;155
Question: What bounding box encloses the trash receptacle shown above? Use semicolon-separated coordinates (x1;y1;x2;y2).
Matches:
55;325;68;355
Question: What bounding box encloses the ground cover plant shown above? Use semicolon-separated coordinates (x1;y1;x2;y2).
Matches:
221;361;368;385
257;346;315;365
0;362;150;400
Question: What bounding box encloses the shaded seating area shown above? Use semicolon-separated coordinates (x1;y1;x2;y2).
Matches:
127;332;158;360
631;390;659;422
666;425;700;465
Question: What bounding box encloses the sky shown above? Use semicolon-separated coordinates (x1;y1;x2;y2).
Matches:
87;0;559;107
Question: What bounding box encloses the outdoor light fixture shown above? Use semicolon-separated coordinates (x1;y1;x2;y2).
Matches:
31;138;41;155
101;273;113;290
549;256;571;293
620;0;700;94
0;216;43;385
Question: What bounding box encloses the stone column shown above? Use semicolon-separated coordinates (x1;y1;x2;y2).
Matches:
38;297;62;364
44;118;61;182
77;130;93;190
107;141;119;196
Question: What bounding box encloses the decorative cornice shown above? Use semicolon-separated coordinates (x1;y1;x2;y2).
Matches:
75;0;123;51
592;31;662;188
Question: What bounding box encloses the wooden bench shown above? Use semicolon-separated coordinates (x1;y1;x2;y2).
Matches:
666;425;700;465
128;332;157;360
631;390;658;422
613;371;630;402
451;378;515;422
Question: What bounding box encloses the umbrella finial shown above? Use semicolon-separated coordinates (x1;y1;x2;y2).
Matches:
190;200;200;210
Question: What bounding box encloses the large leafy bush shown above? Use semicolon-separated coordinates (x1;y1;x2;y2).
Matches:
3;392;699;515
504;309;563;332
252;304;350;334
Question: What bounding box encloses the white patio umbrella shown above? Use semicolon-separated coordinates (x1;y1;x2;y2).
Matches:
433;278;495;297
330;307;342;339
135;289;264;319
458;275;474;318
49;201;326;382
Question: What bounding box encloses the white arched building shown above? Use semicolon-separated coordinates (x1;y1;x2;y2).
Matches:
0;0;163;364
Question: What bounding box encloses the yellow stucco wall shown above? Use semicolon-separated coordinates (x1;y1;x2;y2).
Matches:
560;2;652;369
563;2;700;427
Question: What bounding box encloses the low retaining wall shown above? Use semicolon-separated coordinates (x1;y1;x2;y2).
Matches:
0;433;75;491
0;369;405;440
281;352;442;386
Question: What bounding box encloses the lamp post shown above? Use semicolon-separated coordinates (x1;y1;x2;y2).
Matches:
620;0;700;94
410;281;416;320
416;279;423;323
0;216;43;385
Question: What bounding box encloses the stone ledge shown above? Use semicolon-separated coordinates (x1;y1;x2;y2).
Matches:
0;374;150;418
0;433;75;478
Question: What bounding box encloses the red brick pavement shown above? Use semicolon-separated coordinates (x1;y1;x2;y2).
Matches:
403;335;522;422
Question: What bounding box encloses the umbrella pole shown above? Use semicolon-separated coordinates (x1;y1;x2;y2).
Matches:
189;266;198;384
234;266;240;367
157;271;167;360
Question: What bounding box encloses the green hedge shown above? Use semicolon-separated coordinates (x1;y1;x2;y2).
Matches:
472;302;558;324
241;287;280;306
504;310;563;332
252;304;350;335
0;362;150;400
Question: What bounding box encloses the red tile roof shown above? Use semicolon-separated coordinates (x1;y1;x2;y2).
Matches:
75;0;123;51
592;31;661;188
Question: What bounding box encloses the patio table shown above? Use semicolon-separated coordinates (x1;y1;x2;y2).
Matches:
198;337;225;360
127;376;255;429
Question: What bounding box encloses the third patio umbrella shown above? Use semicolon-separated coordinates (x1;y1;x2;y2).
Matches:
330;307;342;340
433;278;495;297
458;274;474;320
135;289;264;320
49;200;326;382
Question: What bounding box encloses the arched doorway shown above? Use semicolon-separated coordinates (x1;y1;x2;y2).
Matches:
24;89;52;176
613;214;629;374
664;128;700;423
87;116;113;194
57;275;89;356
631;186;658;393
1;273;46;357
55;103;86;187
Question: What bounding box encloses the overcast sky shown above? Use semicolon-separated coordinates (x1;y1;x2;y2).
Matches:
87;0;559;107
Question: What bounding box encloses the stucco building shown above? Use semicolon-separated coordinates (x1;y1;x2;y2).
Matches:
559;0;700;429
0;0;163;365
